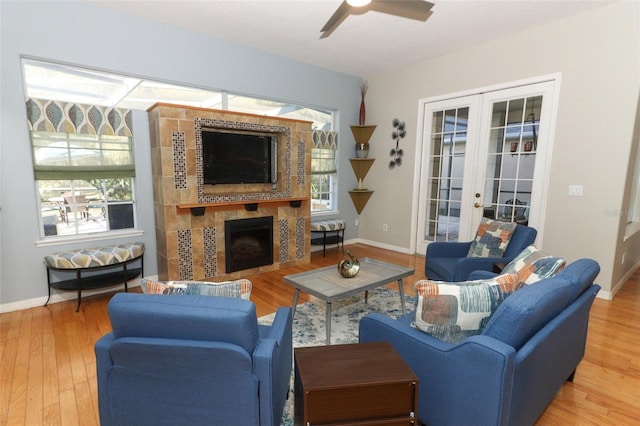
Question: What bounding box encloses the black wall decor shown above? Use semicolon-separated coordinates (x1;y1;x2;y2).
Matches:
389;118;406;169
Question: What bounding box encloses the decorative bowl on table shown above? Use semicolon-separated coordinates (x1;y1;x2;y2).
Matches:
338;250;360;278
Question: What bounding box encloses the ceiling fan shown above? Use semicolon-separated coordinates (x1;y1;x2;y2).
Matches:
321;0;434;38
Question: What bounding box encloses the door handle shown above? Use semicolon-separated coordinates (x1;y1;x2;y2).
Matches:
474;203;482;208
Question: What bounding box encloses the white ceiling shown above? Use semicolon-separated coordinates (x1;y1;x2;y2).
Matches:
93;0;610;77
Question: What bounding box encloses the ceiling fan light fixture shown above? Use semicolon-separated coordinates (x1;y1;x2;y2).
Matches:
346;0;372;7
322;0;433;38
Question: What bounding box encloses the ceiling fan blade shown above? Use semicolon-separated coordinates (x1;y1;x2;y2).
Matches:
370;0;434;21
320;1;352;37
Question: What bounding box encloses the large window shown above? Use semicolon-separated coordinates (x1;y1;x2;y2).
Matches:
23;58;338;238
26;97;136;239
311;130;339;212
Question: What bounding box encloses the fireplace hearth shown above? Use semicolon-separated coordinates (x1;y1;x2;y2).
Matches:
225;216;274;273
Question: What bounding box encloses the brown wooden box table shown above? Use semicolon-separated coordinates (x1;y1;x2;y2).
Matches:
294;341;419;425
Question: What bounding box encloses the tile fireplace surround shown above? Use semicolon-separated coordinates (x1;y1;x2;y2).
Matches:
148;103;313;281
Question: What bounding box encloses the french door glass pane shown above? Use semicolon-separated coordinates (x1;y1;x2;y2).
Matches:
424;107;469;242
483;95;542;225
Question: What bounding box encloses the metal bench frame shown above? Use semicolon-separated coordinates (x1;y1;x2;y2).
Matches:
45;255;144;312
311;222;345;256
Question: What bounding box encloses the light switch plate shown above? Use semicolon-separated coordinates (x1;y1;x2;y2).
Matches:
569;185;583;196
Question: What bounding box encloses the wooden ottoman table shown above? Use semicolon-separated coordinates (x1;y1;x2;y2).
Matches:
294;341;419;425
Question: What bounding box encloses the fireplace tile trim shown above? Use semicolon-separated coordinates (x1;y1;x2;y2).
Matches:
279;219;289;263
194;117;292;204
296;217;306;260
297;139;306;185
203;226;217;277
178;229;193;280
172;131;187;189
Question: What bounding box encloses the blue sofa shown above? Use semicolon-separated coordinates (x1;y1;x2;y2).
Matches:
360;258;600;426
425;223;537;281
95;293;293;426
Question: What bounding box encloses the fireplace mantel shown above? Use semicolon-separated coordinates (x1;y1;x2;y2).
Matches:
178;197;308;215
148;104;312;281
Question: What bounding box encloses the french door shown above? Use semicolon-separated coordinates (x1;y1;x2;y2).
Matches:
415;79;557;255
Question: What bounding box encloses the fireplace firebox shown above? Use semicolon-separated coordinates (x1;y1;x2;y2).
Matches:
225;216;274;273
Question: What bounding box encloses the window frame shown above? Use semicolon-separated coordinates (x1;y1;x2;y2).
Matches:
311;146;339;214
26;97;138;242
310;130;340;215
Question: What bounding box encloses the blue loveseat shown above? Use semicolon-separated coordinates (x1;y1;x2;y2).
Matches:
360;258;600;426
95;293;292;426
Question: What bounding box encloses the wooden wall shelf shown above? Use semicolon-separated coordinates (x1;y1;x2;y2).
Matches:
349;158;375;182
348;190;374;215
348;125;377;214
348;158;375;214
177;197;308;215
350;125;377;144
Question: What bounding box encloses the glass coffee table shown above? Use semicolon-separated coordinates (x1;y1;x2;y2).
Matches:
283;257;415;344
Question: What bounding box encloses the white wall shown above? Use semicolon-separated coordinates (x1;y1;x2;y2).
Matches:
0;1;362;311
362;1;640;297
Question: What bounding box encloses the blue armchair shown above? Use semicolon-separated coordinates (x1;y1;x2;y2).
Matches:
425;223;537;281
95;293;292;426
360;259;600;426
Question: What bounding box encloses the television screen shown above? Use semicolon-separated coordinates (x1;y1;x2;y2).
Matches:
202;129;276;184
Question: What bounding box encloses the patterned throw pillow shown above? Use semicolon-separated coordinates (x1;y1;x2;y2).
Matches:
140;278;252;300
467;218;517;258
413;273;520;344
502;245;565;285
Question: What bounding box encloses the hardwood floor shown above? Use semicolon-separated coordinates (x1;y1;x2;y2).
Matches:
1;243;639;425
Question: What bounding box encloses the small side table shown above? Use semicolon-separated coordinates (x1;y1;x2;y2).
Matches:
294;341;419;425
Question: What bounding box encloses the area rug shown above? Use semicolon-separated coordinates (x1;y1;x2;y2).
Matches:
258;287;416;425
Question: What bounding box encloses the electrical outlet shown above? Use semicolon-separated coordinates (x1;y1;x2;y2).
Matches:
383;224;388;231
355;218;359;226
622;252;626;264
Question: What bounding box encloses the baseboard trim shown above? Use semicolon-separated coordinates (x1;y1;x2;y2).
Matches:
0;276;154;314
606;259;640;300
348;238;414;255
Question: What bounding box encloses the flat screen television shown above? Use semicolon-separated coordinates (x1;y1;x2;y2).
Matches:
201;128;277;185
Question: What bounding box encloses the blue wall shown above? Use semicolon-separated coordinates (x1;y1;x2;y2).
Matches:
0;1;362;309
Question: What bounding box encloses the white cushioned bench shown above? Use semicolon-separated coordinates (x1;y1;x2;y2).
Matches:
310;219;346;256
44;242;144;311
